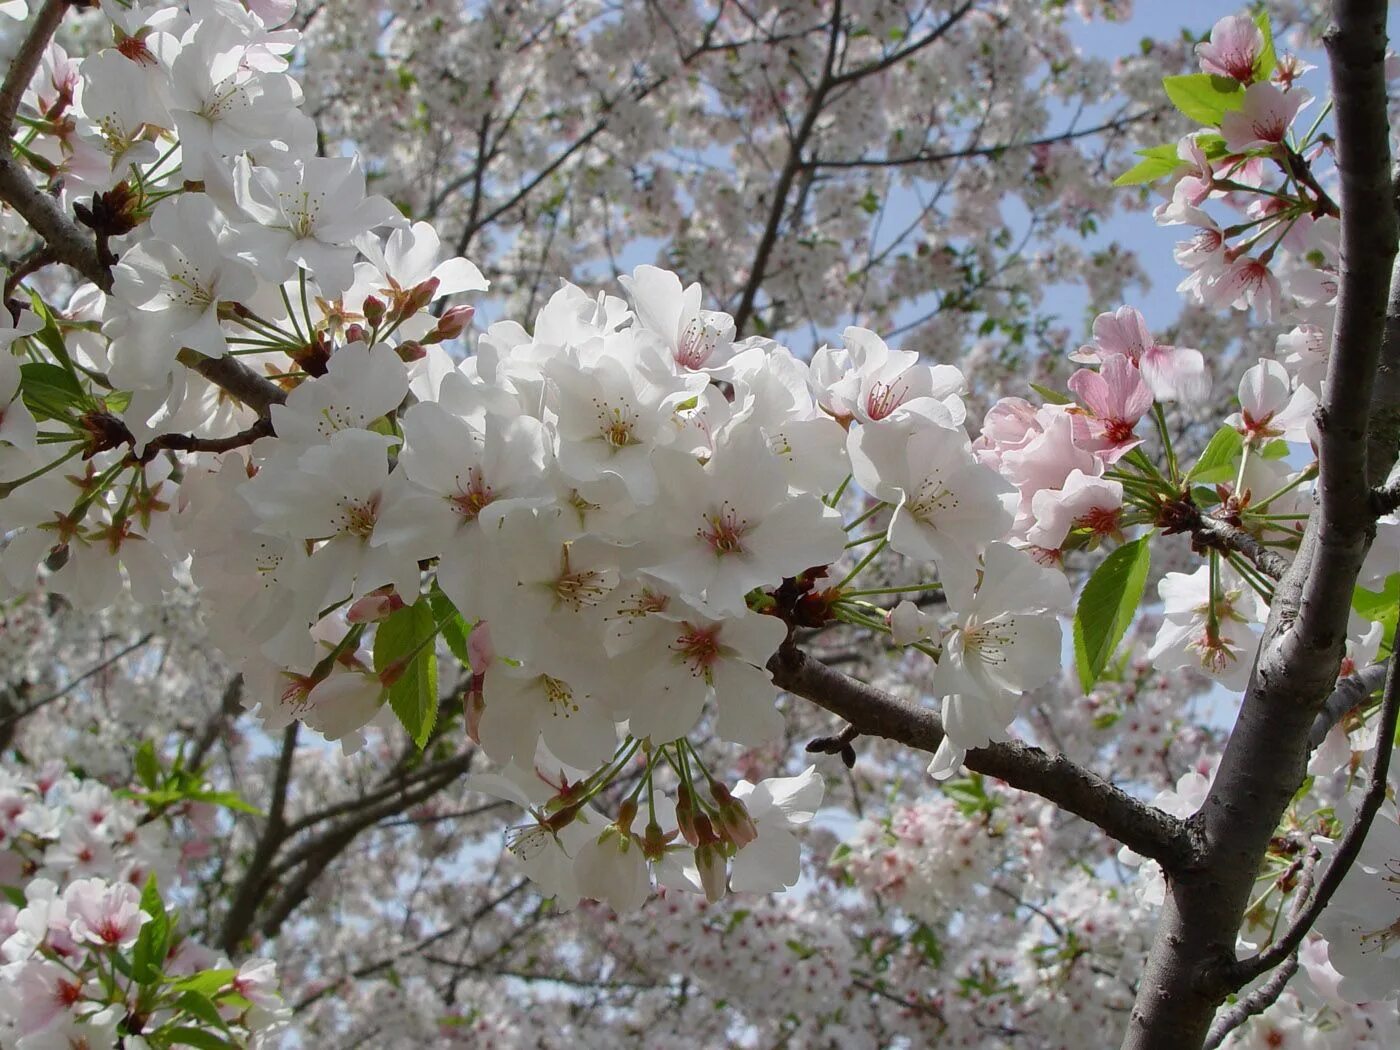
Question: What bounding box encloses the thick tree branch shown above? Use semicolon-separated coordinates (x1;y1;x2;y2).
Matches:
769;643;1195;867
1227;656;1399;989
1125;5;1397;1046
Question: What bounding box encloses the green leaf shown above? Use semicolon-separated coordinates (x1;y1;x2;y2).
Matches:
374;598;439;748
134;740;161;790
1113;144;1184;186
1029;382;1072;406
1187;425;1244;484
1253;11;1277;82
1162;73;1246;125
1353;574;1399;652
131;874;170;984
0;885;25;907
186;789;264;816
19;361;90;422
163;1027;239;1050
910;923;943;966
24;291;77;373
174;991;229;1031
171;969;236;997
428;587;472;668
1074;536;1153;691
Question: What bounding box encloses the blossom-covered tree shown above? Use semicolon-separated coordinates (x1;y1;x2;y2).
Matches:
0;2;1397;1049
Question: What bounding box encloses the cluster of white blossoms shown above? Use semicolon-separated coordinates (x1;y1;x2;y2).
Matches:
0;0;1086;913
0;0;1397;1018
0;767;287;1047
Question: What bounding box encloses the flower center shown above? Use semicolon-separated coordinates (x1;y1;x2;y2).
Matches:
450;467;494;521
699;502;749;555
865;378;909;421
672;623;722;677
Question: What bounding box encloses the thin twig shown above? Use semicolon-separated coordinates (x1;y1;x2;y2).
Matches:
1227;656;1400;988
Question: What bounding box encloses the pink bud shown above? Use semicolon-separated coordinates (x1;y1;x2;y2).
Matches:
363;296;386;326
395;339;427;362
431;304;475;342
709;781;757;848
345;590;406;624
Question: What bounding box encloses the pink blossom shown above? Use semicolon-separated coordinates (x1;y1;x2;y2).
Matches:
1220;83;1307;153
1067;354;1153;462
1203;254;1282;322
1171;134;1216;208
63;877;150;950
1072;306;1209;405
1027;471;1125;552
1195;14;1264;82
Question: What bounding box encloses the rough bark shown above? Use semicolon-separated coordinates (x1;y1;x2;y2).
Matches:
1123;4;1397;1046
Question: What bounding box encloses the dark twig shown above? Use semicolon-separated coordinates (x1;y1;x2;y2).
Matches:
769;643;1195;867
1191;515;1292;581
1227;656;1400;989
805;722;860;768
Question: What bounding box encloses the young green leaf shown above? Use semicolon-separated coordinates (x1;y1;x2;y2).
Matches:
1074;536;1153;691
373;598;439;748
1253;11;1277;82
1186;425;1244;484
131;874;170;984
428;586;472;667
19;362;90;422
1162;73;1246;125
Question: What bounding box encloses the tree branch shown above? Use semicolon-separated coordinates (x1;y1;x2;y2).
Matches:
1125;5;1398;1044
1190;514;1292;581
1308;659;1390;747
0;0;66;142
768;643;1195;868
219;722;298;952
1227;656;1400;989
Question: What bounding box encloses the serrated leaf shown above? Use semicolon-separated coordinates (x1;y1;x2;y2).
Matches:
1253;11;1277;82
1114;150;1184;186
1029;382;1072;405
1187;425;1244;484
1162;73;1246;125
132;873;169;984
171;968;236;997
175;991;229;1031
374;598;438;748
428;587;472;668
134;740;160;789
19;361;89;422
1074;536;1152;691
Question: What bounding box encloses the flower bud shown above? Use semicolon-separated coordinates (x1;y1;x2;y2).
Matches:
463;673;485;744
345;589;406;624
675;785;699;846
615;798;639;834
429;304;475;343
344;323;369;345
394;339;427;362
709;781;757;848
694;842;728;903
362;295;386;327
402;277;440;316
